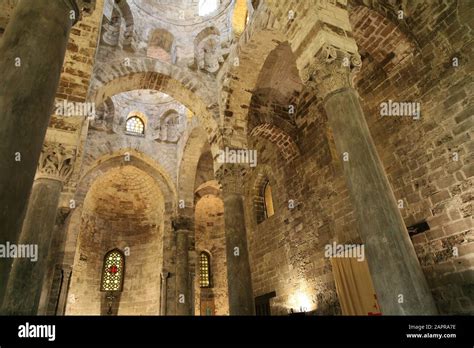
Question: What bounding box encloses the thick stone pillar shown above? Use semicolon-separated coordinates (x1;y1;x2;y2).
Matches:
305;45;437;315
216;164;255;315
173;217;193;315
0;0;80;308
2;142;75;315
56;265;73;315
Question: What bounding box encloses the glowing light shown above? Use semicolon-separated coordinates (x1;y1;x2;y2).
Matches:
199;0;218;16
288;289;314;313
296;292;311;312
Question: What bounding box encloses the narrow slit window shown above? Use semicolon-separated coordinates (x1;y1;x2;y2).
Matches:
199;251;211;288
264;181;275;218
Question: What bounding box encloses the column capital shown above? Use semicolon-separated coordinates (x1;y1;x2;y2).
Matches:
302;44;362;101
215;163;247;195
35;142;76;183
172;216;194;233
161;271;170;281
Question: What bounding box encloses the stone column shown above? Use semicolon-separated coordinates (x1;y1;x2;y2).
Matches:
160;271;170;315
2;142;75;315
304;45;437;315
173;217;193;315
56;265;73;316
216;164;255;315
0;0;80;308
190;271;195;316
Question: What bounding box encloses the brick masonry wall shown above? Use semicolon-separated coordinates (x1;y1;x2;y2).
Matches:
351;1;473;314
241;0;473;315
243;127;349;315
6;0;470;316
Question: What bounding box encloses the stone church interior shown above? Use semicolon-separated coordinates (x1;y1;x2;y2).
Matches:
0;0;472;319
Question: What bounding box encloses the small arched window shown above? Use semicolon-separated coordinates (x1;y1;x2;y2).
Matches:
264;181;275;219
199;251;211;288
126;116;145;135
100;249;125;292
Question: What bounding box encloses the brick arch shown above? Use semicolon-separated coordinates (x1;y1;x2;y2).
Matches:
221;0;358;147
250;123;300;162
76;149;177;210
246;164;278;225
348;0;420;48
220;3;288;147
349;5;416;72
89;57;220;145
194;180;221;205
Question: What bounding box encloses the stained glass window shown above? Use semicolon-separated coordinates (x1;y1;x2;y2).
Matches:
126;116;145;134
199;251;211;288
101;249;125;292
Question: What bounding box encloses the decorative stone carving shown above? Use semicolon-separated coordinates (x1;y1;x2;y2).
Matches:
197;37;224;73
36;142;76;182
215;163;247;195
302;44;362;100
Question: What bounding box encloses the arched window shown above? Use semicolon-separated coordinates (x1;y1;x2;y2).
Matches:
199;0;218;16
126;116;145;135
256;178;275;223
100;249;125;292
264;181;275;218
199;251;211;288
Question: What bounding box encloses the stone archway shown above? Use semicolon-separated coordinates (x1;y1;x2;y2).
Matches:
67;165;165;315
88;57;221;151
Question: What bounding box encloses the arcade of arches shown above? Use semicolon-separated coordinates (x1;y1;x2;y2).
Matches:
0;0;472;316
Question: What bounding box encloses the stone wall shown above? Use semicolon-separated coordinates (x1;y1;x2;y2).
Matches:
194;194;229;315
66;166;164;315
244;115;347;316
240;0;473;315
351;0;473;314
